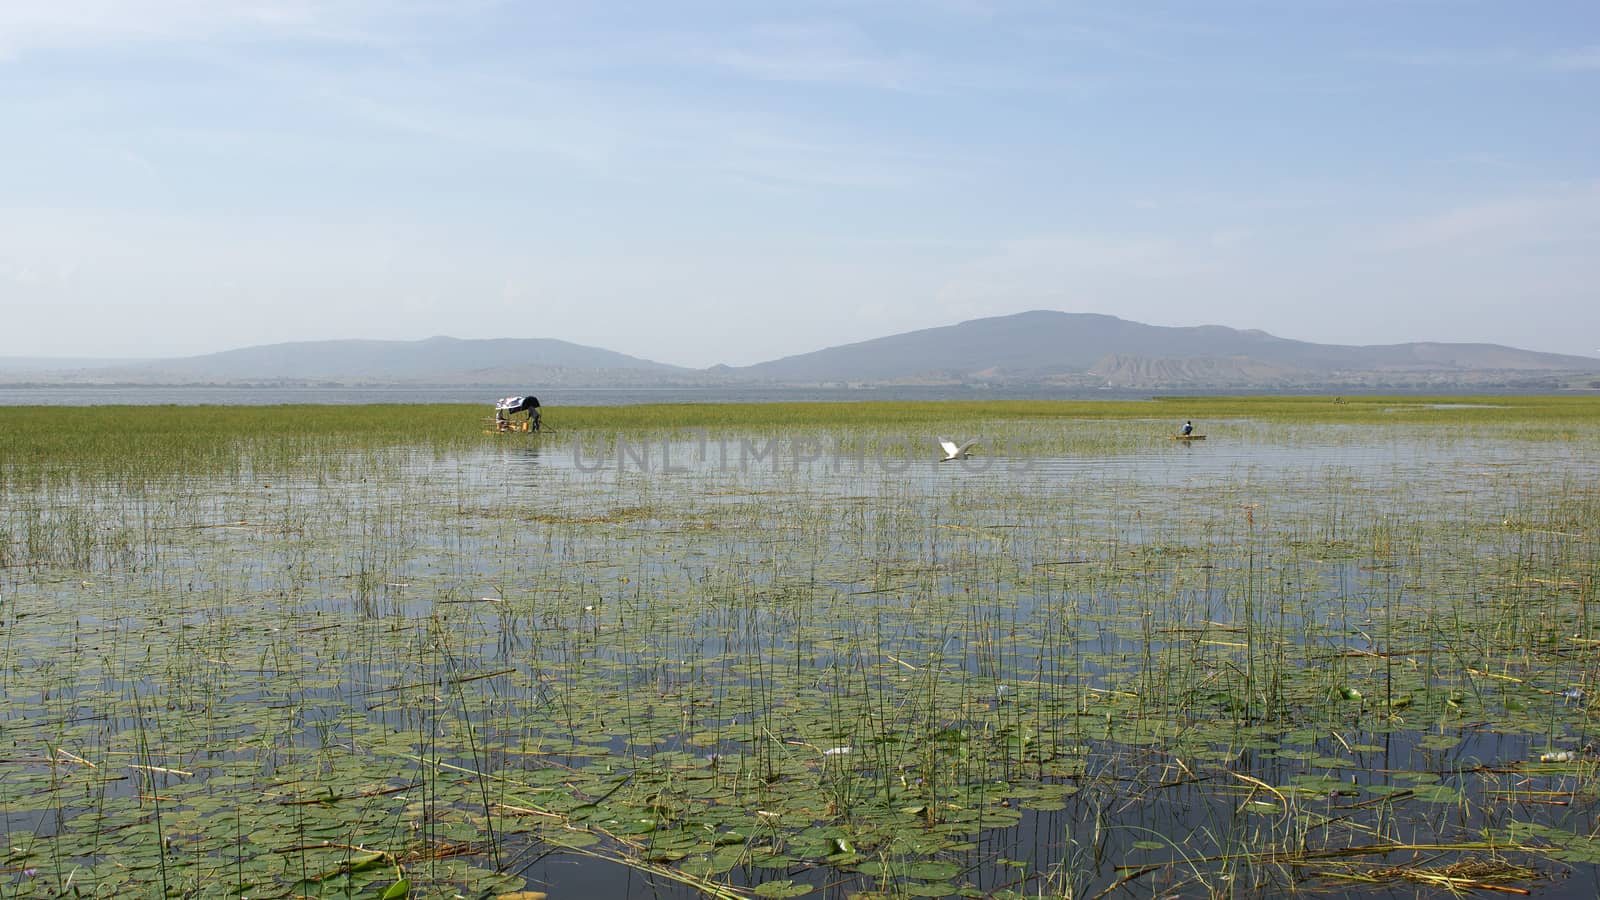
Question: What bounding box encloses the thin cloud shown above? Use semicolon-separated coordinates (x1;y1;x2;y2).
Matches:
651;17;1099;96
1360;47;1521;67
1371;182;1600;252
1549;46;1600;71
1359;45;1600;72
265;56;970;190
933;232;1236;311
683;22;926;91
0;0;461;59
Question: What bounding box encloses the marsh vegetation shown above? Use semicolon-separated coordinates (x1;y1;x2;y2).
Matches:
2;397;1598;898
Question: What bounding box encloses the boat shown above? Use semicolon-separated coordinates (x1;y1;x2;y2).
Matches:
484;420;537;434
1172;434;1207;441
487;394;542;434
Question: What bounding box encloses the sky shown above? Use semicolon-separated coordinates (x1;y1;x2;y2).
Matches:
2;1;1597;367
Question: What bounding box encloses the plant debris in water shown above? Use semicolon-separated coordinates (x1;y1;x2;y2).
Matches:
0;397;1597;898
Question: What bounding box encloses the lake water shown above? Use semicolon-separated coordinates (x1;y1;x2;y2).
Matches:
4;413;1596;898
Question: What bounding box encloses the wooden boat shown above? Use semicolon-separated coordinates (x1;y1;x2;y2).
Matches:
1172;434;1206;441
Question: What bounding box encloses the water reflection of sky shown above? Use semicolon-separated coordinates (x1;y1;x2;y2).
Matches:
478;428;1597;497
10;421;1595;897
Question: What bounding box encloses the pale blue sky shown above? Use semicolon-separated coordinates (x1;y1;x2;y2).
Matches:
2;1;1596;365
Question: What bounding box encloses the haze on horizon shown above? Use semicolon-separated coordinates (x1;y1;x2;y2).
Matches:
2;1;1596;368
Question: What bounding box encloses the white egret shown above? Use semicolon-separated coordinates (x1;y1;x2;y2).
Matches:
938;438;978;461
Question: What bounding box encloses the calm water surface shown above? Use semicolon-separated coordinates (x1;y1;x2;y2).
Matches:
4;418;1597;898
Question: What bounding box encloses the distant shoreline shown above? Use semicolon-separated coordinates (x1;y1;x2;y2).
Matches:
1;383;1591;408
0;384;1151;407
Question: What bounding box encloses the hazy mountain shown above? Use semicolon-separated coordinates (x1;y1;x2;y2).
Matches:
82;336;688;383
8;312;1598;391
731;311;1600;387
0;356;143;375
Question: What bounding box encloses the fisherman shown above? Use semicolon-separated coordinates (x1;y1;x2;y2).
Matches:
1181;420;1194;436
493;395;541;432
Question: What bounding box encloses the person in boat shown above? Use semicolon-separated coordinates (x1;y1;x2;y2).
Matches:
1181;420;1193;436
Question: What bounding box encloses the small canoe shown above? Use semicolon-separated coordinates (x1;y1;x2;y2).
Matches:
1172;434;1206;441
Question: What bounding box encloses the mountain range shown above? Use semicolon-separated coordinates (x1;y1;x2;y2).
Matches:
6;311;1598;391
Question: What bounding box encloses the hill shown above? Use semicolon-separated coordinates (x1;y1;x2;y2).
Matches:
731;311;1600;388
0;356;142;376
7;312;1597;391
45;336;691;385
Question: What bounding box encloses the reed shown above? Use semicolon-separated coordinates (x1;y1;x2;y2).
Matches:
0;398;1597;896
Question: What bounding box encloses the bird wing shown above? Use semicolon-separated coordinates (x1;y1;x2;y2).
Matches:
939;440;960;457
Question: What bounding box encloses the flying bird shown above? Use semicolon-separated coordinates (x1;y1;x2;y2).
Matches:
938;438;978;461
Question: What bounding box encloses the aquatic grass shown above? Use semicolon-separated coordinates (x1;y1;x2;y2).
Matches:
2;401;1600;895
5;394;1597;482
